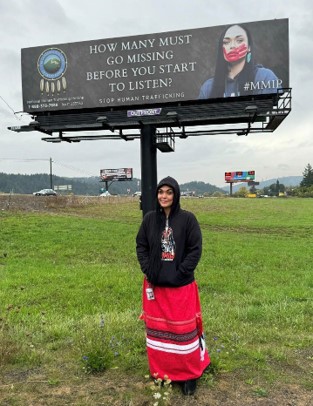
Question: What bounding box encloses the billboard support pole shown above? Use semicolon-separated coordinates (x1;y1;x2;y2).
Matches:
140;125;157;216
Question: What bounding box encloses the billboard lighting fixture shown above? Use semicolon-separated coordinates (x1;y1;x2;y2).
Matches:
245;105;258;114
119;129;134;141
166;111;181;128
42;137;61;143
179;126;188;139
245;105;258;122
29;120;40;127
58;130;81;143
119;129;126;141
96;116;114;132
96;116;108;123
237;105;258;136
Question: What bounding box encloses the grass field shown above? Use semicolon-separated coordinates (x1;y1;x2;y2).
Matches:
0;196;312;405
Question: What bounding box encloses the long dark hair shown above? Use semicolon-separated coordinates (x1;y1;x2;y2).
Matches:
210;24;256;98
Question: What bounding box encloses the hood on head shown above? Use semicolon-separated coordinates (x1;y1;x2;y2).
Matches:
156;176;180;214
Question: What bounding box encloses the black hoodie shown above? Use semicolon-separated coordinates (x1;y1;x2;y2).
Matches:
136;176;202;287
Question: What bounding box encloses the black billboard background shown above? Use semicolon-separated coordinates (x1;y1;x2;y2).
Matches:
21;19;289;113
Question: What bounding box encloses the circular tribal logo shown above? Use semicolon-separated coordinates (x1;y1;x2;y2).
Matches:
37;48;68;94
37;48;67;80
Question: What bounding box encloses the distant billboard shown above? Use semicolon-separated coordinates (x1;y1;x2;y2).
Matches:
21;19;289;113
54;184;72;191
100;168;133;181
225;171;255;182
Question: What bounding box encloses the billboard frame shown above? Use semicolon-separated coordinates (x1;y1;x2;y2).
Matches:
9;88;291;141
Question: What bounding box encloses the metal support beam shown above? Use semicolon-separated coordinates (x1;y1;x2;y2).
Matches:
140;125;157;216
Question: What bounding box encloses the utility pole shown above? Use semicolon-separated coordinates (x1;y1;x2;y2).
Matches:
49;157;53;189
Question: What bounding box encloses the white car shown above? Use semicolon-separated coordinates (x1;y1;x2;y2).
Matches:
33;189;57;196
99;191;111;197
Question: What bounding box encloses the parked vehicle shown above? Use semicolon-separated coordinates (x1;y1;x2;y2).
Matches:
99;191;111;197
33;189;57;196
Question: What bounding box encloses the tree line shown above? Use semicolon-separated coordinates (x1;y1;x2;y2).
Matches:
0;173;138;195
0;173;224;196
2;164;312;197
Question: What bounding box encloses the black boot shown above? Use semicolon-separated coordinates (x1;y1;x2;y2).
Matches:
182;379;197;395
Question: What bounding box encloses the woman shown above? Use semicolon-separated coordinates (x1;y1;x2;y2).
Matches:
136;176;210;396
199;24;282;98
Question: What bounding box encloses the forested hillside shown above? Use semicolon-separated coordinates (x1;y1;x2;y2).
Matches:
0;173;225;196
0;173;135;195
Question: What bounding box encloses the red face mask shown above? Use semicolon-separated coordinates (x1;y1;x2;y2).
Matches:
223;43;248;62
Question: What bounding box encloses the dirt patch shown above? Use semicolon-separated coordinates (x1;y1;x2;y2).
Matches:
0;193;133;213
0;369;312;405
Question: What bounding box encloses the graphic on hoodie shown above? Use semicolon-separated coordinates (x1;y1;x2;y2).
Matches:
161;218;176;261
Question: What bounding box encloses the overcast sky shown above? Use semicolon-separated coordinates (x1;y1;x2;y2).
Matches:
0;0;312;187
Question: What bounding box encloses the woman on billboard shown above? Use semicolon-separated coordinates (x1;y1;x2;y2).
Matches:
199;24;282;98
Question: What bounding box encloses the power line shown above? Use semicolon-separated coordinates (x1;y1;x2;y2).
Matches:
53;160;96;178
0;158;50;162
0;95;20;119
0;157;97;178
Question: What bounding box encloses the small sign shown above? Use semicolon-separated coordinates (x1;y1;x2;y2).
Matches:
127;108;162;117
54;184;72;191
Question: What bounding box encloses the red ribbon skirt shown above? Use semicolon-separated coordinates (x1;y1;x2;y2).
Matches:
140;279;210;381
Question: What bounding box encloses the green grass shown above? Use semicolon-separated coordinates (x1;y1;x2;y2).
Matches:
0;197;312;398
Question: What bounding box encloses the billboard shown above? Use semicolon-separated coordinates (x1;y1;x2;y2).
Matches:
225;171;255;182
21;19;289;113
100;168;133;181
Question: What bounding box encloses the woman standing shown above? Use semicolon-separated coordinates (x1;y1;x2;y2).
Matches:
199;24;282;98
136;176;210;396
